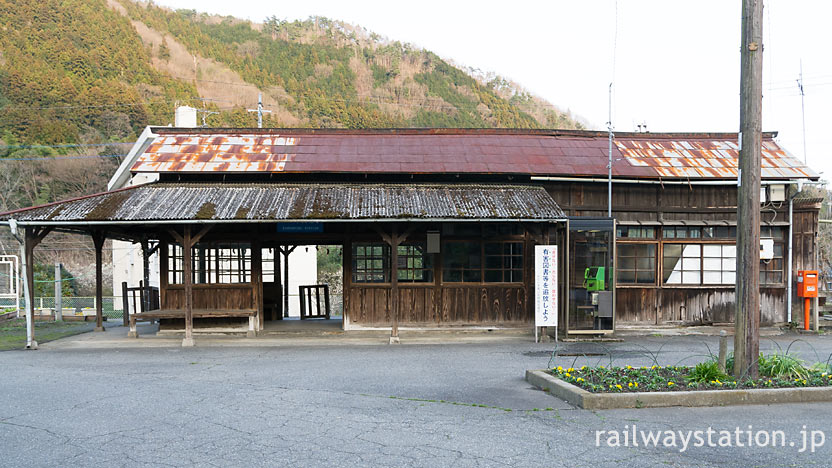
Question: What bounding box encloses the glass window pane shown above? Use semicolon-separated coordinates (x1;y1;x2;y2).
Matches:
682;244;701;257
683;271;700;284
485;270;502;282
619;270;636;283
463;270;481;282
637;257;653;270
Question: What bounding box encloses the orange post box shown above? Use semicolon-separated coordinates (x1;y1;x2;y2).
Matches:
797;270;818;331
797;270;818;298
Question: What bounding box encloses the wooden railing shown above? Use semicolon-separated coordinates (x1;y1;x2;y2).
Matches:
121;282;160;324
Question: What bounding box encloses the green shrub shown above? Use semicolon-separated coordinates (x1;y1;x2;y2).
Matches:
687;361;728;384
758;352;809;380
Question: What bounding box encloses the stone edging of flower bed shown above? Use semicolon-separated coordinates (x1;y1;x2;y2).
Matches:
525;370;832;410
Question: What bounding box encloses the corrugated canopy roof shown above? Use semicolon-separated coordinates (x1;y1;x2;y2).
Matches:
125;128;818;181
0;183;565;224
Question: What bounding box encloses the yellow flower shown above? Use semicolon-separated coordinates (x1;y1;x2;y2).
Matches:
556;366;563;372
615;384;622;390
581;366;587;371
626;365;632;370
567;367;575;373
668;381;675;386
564;372;571;378
633;382;638;388
628;382;633;388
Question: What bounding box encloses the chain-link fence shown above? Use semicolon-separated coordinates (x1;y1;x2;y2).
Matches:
31;297;125;320
24;293;343;320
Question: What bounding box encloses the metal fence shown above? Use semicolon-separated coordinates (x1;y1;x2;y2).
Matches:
21;293;344;320
31;297;125;320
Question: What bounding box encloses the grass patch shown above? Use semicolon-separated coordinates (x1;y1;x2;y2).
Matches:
0;318;94;351
549;357;832;393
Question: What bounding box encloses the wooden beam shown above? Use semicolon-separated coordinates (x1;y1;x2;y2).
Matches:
191;224;212;245
167;228;184;245
92;231;106;332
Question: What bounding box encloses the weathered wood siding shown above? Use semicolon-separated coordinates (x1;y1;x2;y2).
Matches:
548;181;818;327
347;285;528;326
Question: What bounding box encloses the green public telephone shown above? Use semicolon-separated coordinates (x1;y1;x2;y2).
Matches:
583;267;606;291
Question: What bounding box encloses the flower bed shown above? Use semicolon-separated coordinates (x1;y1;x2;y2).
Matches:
550;363;832;393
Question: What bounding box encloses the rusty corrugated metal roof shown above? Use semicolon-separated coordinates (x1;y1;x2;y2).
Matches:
0;183;565;223
614;137;817;179
127;128;818;180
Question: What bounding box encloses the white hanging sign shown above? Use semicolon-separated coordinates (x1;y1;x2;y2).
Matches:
535;245;558;327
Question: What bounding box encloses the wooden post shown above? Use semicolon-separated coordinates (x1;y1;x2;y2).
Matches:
252;241;263;333
282;245;296;317
390;225;400;342
182;226;194;347
376;224;412;344
342;236;351;330
734;0;763;379
275;247;282;320
168;226;210;347
323;284;331;320
93;231;106;332
140;240;160;313
23;229;40;349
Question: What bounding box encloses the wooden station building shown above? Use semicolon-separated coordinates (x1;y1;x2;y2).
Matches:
0;128;820;346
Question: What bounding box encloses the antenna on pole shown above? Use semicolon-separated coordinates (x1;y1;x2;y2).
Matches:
607;82;614;218
797;60;807;165
197;98;219;127
247;93;272;128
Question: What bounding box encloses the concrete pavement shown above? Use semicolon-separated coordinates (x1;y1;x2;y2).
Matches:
1;327;831;467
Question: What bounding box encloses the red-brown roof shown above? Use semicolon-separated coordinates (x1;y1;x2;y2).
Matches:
128;128;816;180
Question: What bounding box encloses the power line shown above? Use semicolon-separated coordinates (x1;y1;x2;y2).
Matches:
0;142;132;149
0;153;126;162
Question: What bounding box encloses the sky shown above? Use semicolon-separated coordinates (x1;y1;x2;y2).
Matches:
155;0;831;181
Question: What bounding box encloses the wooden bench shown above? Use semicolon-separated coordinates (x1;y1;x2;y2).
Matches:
128;309;258;338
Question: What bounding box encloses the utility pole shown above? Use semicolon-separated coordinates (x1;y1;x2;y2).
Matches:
734;0;764;380
247;93;272;128
607;83;613;218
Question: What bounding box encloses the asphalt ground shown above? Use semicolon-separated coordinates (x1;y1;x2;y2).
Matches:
1;328;831;467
